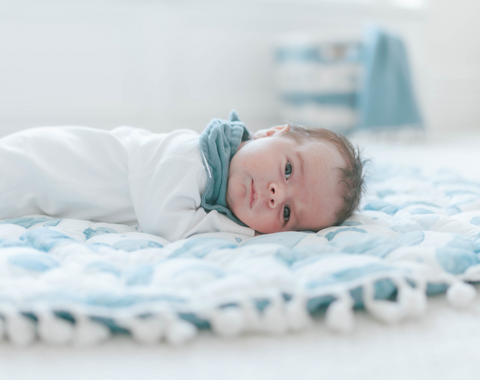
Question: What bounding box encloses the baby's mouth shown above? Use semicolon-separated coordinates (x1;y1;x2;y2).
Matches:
250;180;256;209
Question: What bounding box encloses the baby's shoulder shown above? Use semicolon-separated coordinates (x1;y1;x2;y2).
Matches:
128;128;203;173
162;129;202;161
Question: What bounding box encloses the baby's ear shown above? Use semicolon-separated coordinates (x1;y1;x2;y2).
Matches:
253;124;290;140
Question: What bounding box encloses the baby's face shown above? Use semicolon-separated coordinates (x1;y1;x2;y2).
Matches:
226;125;346;234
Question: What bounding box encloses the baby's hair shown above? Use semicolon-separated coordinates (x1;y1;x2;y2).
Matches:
282;124;366;226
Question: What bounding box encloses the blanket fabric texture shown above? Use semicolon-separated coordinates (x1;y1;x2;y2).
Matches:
0;165;479;345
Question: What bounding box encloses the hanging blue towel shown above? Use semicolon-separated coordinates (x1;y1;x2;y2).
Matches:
357;26;423;131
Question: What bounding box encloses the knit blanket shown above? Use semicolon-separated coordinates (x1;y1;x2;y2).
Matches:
1;165;479;346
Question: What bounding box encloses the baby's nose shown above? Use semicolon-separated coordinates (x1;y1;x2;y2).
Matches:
268;182;285;208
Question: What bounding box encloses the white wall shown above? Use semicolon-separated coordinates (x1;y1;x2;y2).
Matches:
425;0;480;132
1;0;477;137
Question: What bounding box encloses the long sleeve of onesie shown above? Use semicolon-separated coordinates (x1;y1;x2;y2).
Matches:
0;126;254;241
119;127;254;241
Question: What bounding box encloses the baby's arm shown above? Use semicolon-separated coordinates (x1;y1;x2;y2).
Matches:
126;129;254;241
129;157;253;241
180;208;254;239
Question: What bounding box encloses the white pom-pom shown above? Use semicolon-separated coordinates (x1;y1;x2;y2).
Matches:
398;287;427;319
37;314;74;345
363;280;403;324
262;303;288;335
210;307;244;338
6;315;36;346
325;298;355;333
366;300;402;324
447;282;477;309
73;318;111;346
285;295;313;331
164;318;197;346
129;317;164;344
241;303;261;332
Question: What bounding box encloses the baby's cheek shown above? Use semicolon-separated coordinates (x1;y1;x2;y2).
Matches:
225;183;241;210
253;217;282;234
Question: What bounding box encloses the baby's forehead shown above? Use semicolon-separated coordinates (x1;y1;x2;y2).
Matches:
293;143;346;225
282;133;338;149
296;138;344;164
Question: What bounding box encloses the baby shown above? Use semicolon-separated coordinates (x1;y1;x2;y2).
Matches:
0;111;365;241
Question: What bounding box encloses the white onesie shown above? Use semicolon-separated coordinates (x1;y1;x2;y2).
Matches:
0;126;254;241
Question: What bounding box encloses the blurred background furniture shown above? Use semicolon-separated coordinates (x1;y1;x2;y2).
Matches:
274;25;424;134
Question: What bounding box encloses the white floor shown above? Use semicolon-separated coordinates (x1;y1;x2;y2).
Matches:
2;130;480;380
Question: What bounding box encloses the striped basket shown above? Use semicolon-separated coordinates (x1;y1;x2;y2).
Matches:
275;36;362;134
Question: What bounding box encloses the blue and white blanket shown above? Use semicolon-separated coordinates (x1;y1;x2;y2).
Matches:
1;165;480;346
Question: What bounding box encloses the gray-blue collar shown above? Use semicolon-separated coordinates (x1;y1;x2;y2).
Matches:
199;110;251;226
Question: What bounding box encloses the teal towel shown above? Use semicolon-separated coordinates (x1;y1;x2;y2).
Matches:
199;110;252;226
358;26;423;131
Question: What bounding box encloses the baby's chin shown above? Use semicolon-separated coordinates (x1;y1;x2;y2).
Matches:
231;212;262;232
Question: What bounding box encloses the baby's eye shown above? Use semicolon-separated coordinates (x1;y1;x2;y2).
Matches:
283;205;290;222
285;162;292;179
